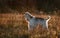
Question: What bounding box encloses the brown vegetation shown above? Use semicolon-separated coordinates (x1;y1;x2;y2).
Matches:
0;13;60;38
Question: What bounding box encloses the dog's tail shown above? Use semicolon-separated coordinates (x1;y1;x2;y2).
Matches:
46;16;51;22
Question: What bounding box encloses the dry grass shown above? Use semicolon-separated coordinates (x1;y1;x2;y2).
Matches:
0;13;60;38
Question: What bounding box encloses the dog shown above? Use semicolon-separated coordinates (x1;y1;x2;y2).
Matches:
24;12;51;30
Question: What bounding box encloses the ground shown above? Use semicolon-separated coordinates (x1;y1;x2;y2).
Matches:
0;13;60;38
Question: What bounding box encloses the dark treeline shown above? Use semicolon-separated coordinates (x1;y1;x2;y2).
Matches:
0;0;60;14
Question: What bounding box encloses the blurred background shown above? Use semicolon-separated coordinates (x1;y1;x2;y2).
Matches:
0;0;60;38
0;0;60;14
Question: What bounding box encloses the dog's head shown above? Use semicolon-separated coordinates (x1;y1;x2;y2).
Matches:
24;12;33;21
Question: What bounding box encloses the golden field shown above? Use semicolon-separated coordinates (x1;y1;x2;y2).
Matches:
0;13;60;38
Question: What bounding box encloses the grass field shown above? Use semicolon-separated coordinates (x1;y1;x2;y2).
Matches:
0;13;60;38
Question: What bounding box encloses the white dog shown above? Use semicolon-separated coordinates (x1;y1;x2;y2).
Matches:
24;12;51;30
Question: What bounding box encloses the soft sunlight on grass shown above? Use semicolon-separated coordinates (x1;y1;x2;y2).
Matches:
0;13;60;38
